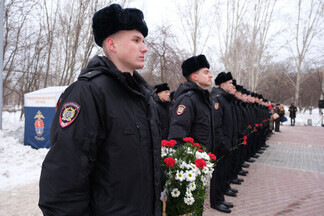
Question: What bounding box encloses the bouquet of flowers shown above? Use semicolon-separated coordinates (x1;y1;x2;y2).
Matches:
161;137;216;216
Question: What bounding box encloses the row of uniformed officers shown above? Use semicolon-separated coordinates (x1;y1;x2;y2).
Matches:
38;4;272;215
154;55;272;214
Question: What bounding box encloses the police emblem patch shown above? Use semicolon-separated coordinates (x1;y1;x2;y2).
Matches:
176;105;186;115
59;102;81;128
214;102;219;110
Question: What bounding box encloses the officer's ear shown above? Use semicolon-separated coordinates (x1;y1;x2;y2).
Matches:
191;72;198;82
104;37;117;52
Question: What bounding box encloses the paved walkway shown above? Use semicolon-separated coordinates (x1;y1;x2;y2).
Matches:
203;125;324;216
0;125;323;216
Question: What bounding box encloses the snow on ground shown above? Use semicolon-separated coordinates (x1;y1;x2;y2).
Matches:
282;106;323;126
0;111;48;192
0;108;323;193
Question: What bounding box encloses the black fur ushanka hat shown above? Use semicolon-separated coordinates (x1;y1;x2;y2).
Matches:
92;4;148;47
215;71;233;85
181;55;210;77
154;83;170;93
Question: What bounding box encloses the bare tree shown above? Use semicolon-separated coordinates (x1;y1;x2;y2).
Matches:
246;0;278;91
290;0;324;106
2;0;128;109
42;0;58;87
216;0;248;83
177;0;217;55
144;25;187;90
3;0;41;106
215;0;278;91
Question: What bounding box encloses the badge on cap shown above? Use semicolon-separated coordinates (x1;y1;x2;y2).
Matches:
214;102;219;110
176;105;186;115
59;102;81;128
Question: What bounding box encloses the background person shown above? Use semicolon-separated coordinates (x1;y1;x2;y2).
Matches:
289;103;297;126
153;83;171;139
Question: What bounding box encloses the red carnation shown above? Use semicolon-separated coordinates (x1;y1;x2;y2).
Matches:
249;125;252;129
198;149;204;152
161;139;177;147
192;143;201;149
195;158;207;169
183;137;194;143
254;128;257;132
255;124;259;127
161;140;168;147
260;123;263;127
168;139;177;147
243;135;247;141
243;141;247;145
208;153;216;161
164;157;176;167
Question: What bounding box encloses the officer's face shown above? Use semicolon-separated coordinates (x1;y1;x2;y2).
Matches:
222;80;235;93
241;94;248;102
235;91;242;99
193;68;213;89
109;30;148;72
158;90;170;102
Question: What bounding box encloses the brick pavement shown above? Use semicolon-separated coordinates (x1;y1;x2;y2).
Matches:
203;125;324;216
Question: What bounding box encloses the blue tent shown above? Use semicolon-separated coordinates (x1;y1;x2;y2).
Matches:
24;86;67;149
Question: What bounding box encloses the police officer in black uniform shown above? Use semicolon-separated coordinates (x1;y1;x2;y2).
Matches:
39;4;162;216
153;83;172;140
168;54;213;149
210;72;236;213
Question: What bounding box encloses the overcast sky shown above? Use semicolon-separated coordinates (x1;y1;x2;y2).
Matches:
126;0;323;67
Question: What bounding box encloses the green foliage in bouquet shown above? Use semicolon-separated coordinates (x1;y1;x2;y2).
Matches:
161;137;217;216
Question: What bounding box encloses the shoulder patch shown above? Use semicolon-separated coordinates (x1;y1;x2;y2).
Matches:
214;102;219;110
176;105;186;115
60;102;81;128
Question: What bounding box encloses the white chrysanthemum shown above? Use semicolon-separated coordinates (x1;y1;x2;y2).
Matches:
185;170;196;182
195;167;202;176
161;152;167;157
180;161;188;169
201;176;208;186
207;162;214;168
189;163;201;175
190;163;196;170
187;182;196;191
185;189;193;197
175;170;185;182
171;188;181;197
185;163;192;169
184;196;195;205
195;151;203;159
202;166;210;174
186;147;193;154
168;148;175;153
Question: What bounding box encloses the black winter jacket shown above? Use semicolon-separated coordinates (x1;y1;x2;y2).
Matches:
39;56;162;216
153;95;171;140
210;87;235;154
168;81;213;149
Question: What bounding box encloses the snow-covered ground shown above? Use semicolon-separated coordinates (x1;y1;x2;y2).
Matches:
282;106;323;127
0;108;323;193
0;111;48;193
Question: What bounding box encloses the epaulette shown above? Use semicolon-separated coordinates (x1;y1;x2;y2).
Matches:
184;91;194;97
78;70;103;81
